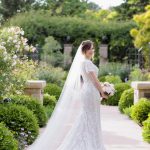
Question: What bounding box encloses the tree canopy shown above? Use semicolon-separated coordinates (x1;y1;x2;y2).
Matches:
130;5;150;67
0;0;100;20
0;0;35;18
114;0;150;20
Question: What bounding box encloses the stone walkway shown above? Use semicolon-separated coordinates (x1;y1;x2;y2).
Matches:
36;105;150;150
100;105;150;150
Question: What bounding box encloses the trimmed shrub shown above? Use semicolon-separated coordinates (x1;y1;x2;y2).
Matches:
123;107;132;118
35;62;66;87
0;104;39;149
142;113;150;143
131;98;150;126
44;105;55;118
102;83;130;106
44;83;62;100
119;88;134;113
104;75;122;84
99;62;130;81
129;67;150;81
98;76;106;82
43;93;56;107
0;122;18;150
9;95;47;127
43;94;56;118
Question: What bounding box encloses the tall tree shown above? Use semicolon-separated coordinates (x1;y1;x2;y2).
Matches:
130;5;150;68
47;0;88;16
87;2;100;11
0;0;37;18
114;0;150;20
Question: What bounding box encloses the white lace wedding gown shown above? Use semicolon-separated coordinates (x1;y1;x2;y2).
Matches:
57;59;105;150
28;58;106;150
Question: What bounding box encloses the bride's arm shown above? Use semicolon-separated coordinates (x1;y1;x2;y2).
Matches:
88;72;108;99
83;60;107;98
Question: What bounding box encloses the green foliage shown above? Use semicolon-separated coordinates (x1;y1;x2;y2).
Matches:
0;0;35;19
5;10;101;45
0;44;13;96
102;83;130;106
81;9;118;22
123;107;132;118
98;76;106;82
114;0;150;20
99;62;130;81
9;94;47;127
46;0;88;16
99;75;122;84
5;10;135;62
43;93;56;107
87;2;100;11
109;31;136;62
41;36;63;67
0;26;36;96
130;5;150;68
35;62;66;87
104;75;122;84
44;83;62;100
0;104;39;149
119;88;134;113
129;67;150;81
131;98;150;126
44;105;54;118
11;60;37;95
143;113;150;143
0;122;18;150
0;0;98;20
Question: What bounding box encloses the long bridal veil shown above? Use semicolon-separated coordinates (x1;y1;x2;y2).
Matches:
28;42;86;150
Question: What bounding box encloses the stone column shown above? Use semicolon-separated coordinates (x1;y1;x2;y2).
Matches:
24;80;46;105
131;81;150;104
99;44;108;66
64;44;72;67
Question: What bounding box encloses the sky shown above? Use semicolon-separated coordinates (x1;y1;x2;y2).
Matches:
89;0;124;9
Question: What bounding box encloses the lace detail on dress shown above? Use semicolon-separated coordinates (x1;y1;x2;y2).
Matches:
57;59;106;150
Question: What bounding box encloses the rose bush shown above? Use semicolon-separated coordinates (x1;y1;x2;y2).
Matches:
0;26;36;96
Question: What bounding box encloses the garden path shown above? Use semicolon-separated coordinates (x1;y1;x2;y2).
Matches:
38;105;150;150
101;105;150;150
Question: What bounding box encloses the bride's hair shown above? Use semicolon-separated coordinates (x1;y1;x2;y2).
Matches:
81;40;93;54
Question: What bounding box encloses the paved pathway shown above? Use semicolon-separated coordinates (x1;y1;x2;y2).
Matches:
101;105;150;150
36;105;150;150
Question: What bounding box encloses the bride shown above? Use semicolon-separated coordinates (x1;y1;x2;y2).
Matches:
28;40;108;150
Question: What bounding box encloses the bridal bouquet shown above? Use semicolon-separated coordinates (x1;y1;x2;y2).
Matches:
101;82;116;97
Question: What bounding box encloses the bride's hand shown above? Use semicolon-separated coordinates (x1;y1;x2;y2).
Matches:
100;91;108;100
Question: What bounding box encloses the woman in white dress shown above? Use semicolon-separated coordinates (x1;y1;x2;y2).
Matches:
28;40;107;150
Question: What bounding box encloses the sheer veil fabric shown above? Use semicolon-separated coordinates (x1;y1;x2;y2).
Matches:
28;42;106;150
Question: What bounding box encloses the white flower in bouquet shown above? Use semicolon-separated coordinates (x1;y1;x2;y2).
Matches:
101;82;116;97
